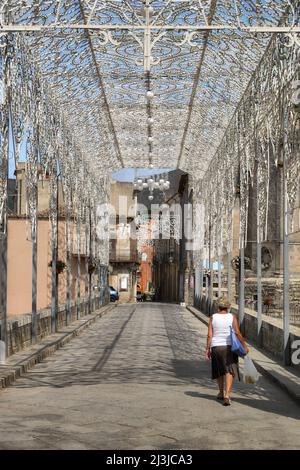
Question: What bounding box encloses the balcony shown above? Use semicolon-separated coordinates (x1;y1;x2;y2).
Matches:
109;235;139;263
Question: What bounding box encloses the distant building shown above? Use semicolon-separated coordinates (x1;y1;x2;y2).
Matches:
136;169;193;304
109;180;139;303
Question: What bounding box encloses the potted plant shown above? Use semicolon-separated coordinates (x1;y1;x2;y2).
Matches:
48;259;66;274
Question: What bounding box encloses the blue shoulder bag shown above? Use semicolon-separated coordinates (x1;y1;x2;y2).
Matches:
230;321;246;357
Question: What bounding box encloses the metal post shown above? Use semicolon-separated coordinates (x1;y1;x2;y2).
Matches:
31;132;39;343
50;170;58;334
218;254;222;298
283;140;291;366
31;218;38;343
239;234;245;333
65;206;71;324
77;216;81;319
227;250;232;302
88;205;92;313
194;264;199;304
93;209;97;309
51;234;57;333
199;258;203;299
257;204;263;348
85;206;89;315
205;269;209;315
280;41;291;366
208;219;213;309
0;31;10;360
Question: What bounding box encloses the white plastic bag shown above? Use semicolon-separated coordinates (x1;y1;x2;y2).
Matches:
243;355;259;384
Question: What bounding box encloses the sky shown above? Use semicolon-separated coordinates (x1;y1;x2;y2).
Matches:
111;167;173;182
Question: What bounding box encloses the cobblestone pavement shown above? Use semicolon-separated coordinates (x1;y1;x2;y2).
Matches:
0;303;299;450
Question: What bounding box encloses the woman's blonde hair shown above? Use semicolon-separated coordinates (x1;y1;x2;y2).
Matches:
218;297;231;310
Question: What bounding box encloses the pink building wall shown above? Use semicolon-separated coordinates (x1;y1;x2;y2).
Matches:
7;218;88;317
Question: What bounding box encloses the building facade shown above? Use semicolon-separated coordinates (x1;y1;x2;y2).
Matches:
108;180;139;303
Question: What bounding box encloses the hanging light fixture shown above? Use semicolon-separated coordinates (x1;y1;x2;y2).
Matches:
146;90;154;99
133;171;170;199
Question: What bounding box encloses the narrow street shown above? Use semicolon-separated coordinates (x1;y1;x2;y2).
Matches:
0;304;299;450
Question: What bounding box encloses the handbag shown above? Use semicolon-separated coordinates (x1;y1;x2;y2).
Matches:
230;324;247;357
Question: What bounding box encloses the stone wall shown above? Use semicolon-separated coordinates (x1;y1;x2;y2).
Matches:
1;295;108;357
244;277;300;325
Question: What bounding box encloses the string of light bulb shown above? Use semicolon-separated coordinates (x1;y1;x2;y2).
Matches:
133;173;170;201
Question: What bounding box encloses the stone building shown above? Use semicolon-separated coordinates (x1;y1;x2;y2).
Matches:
108;180;139;303
215;159;300;325
137;169;193;304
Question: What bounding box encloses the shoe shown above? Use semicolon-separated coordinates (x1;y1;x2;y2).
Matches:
223;397;231;406
217;393;224;400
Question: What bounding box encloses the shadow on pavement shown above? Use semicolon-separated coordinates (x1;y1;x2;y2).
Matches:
184;391;300;420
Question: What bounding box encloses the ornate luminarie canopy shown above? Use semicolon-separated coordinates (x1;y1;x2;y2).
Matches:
1;1;299;180
0;0;299;276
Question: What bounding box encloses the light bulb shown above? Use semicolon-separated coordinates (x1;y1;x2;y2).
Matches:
148;195;154;201
149;163;154;169
154;182;159;188
159;178;165;184
146;91;154;99
142;5;154;18
148;117;154;125
137;178;143;184
147;178;154;184
143;182;148;188
148;136;154;143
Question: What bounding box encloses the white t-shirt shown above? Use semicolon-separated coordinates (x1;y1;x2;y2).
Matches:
211;313;233;347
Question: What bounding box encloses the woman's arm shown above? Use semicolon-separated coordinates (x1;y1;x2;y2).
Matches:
233;316;249;353
206;317;213;355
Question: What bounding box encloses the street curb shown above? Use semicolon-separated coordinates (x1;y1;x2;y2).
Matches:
0;304;116;390
186;305;300;406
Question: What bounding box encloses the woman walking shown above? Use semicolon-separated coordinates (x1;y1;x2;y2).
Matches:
205;297;249;406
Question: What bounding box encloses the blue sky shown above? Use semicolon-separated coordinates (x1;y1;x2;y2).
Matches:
112;167;173;182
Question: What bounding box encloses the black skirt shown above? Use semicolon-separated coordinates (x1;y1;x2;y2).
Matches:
211;346;240;380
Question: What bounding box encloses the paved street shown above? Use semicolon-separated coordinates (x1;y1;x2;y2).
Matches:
0;303;299;450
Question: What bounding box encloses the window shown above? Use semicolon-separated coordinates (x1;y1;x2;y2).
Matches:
119;275;128;291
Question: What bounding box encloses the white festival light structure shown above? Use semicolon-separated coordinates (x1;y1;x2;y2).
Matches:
0;0;300;272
